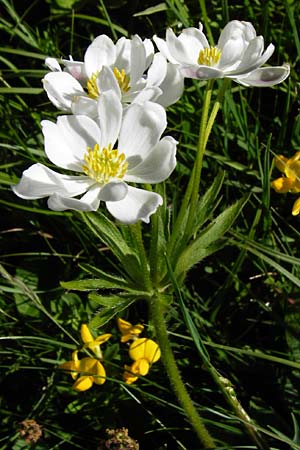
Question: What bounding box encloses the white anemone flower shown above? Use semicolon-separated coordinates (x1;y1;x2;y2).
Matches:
153;20;290;86
12;91;177;224
43;34;184;116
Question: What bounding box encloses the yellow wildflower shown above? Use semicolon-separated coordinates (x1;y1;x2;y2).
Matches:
123;338;161;384
80;323;112;358
117;317;144;343
272;152;300;215
59;350;106;391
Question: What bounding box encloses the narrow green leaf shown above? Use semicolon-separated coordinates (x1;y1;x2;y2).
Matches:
89;292;132;308
81;212;142;282
88;292;135;307
231;231;300;266
239;244;300;289
175;195;249;276
60;278;123;291
0;87;43;94
89;307;119;329
89;297;135;328
164;253;210;364
133;3;167;16
79;263;131;288
195;170;225;231
0;47;47;59
82;212;136;261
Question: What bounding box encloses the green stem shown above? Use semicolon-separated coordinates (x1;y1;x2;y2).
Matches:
149;208;159;285
168;80;214;256
149;293;215;448
184;79;230;240
198;0;215;45
184;79;214;240
130;222;152;292
203;79;230;150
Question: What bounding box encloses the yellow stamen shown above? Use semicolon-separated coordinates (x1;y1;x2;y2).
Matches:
82;143;128;184
198;47;221;66
86;71;100;99
113;67;130;93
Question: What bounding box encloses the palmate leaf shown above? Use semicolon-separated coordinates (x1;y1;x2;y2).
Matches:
175;195;249;277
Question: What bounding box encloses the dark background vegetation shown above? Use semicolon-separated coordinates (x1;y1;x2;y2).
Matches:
1;0;300;448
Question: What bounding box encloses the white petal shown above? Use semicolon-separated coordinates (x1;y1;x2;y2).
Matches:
97;66;121;99
45;57;62;71
48;186;101;211
236;64;290;87
41;115;101;170
143;38;155;69
232;42;274;75
147;53;168;87
62;59;87;82
12;163;92;199
218;30;248;70
129;86;162;104
153;35;178;64
71;96;98;118
43;72;85;112
180;65;223;80
155;62;184;107
98;181;128;201
121;78;147;103
166;28;199;65
97;90;122;148
115;37;131;72
84;35;116;77
178;27;209;62
119;102;167;160
130;35;147;85
218;21;256;50
125;136;177;183
106;186;163;224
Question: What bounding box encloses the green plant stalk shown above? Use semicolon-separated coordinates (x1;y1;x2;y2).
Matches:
184;79;230;240
168;80;214;256
183;79;214;240
149;208;159;285
149;292;215;448
198;0;215;45
130;222;152;292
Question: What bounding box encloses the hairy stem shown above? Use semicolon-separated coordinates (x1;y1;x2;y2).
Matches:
149;292;215;448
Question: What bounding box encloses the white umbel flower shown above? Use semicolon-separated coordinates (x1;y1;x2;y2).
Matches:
12;91;177;224
153;20;290;86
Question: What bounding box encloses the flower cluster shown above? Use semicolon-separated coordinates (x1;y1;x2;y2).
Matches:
117;318;161;384
59;320;160;391
59;324;111;392
271;152;300;215
12;20;289;223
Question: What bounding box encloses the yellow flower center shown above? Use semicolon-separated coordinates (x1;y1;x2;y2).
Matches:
82;143;128;184
86;71;100;99
86;68;130;99
113;67;130;93
198;47;221;66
